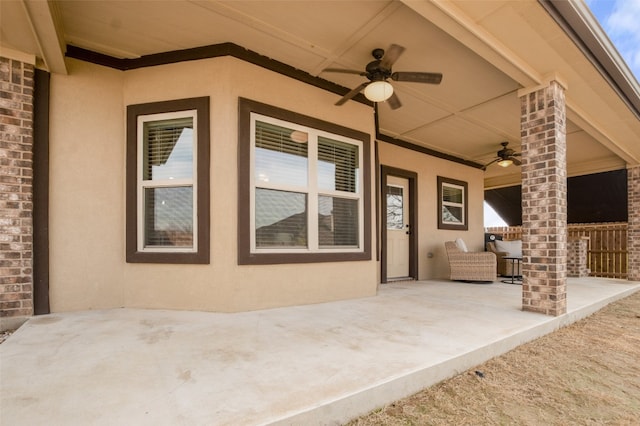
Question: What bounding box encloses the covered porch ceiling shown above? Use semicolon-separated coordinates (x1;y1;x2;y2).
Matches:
3;0;640;189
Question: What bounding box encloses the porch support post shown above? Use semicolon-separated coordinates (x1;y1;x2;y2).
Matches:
628;165;640;281
0;55;35;330
518;77;568;316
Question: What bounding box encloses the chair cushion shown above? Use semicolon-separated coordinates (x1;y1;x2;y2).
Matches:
455;238;468;252
495;239;522;257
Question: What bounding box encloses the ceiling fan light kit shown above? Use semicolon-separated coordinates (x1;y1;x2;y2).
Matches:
324;44;442;110
364;80;394;102
483;142;522;170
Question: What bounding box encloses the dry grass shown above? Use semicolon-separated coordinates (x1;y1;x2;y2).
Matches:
348;291;640;426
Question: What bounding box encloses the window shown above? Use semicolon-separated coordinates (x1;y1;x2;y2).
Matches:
126;97;210;263
238;98;371;265
437;176;468;230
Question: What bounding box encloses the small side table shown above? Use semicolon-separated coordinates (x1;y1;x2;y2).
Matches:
501;256;522;285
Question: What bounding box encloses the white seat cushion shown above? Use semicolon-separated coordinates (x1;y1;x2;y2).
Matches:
495;240;522;257
455;238;468;252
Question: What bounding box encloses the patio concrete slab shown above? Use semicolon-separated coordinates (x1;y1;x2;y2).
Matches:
1;278;639;425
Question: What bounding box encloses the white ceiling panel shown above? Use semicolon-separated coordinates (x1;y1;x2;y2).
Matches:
402;115;506;159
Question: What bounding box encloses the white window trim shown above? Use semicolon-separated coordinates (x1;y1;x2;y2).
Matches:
136;110;198;253
249;112;364;254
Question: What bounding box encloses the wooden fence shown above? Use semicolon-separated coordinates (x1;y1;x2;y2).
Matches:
485;222;628;279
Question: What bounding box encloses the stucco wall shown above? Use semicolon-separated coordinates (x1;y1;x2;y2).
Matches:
49;57;378;313
377;142;486;280
49;59;125;311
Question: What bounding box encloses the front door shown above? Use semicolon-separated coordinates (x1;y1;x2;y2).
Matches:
386;175;410;279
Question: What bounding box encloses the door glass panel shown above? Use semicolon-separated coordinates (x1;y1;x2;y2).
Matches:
386;185;404;230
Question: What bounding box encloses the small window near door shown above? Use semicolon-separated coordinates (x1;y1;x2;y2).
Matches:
437;176;468;230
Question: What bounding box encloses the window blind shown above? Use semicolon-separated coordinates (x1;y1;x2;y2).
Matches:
143;117;193;180
318;196;358;247
255;121;308;158
442;184;463;204
318;137;358;192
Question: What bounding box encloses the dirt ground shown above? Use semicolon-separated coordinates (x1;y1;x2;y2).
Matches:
348;290;640;426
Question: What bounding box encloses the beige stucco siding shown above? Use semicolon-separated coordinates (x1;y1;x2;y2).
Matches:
49;59;126;311
49;57;378;313
377;141;486;280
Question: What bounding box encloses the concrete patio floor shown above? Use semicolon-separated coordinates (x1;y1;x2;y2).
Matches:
2;278;639;426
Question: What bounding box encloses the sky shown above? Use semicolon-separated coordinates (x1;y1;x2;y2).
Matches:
484;0;640;228
586;0;640;79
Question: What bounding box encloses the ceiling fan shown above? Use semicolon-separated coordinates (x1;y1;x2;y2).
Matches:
483;142;522;170
324;44;442;110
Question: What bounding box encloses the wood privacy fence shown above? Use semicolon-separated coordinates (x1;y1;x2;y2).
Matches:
485;222;628;279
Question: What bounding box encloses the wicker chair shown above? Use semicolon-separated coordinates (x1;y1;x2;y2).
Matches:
487;241;522;277
444;241;497;282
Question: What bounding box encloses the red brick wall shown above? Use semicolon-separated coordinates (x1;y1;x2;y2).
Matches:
0;57;34;327
628;165;640;281
520;80;568;316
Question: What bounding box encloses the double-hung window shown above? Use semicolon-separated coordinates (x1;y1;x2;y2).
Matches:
126;97;210;264
238;98;371;264
437;176;468;230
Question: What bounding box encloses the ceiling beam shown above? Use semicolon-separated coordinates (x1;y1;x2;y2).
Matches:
22;0;67;74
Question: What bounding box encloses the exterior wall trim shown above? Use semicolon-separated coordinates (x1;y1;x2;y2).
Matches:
33;69;50;314
67;43;482;171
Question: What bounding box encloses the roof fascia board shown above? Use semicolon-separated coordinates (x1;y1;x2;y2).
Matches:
539;0;640;120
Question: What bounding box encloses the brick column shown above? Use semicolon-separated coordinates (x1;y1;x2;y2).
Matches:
0;57;34;330
519;79;567;316
628;165;640;281
567;237;589;278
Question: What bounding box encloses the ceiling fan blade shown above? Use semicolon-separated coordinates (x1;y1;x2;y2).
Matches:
511;157;522;166
386;92;402;110
391;72;443;84
482;158;500;171
324;68;366;76
513;152;522;157
335;82;369;106
380;44;405;69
